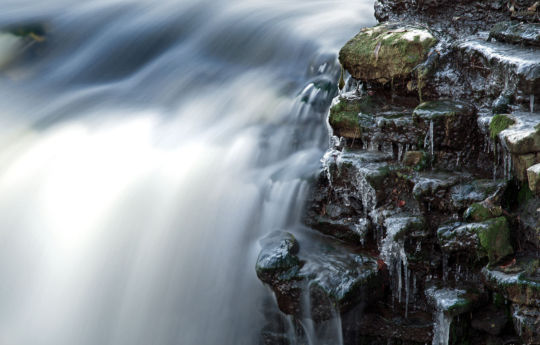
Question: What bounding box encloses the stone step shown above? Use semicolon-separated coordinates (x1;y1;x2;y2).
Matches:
455;38;540;106
489;22;540;47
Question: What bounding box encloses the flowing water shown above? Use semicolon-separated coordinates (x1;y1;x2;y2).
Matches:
0;1;375;344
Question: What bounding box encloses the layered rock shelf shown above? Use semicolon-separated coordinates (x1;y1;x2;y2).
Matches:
257;1;539;345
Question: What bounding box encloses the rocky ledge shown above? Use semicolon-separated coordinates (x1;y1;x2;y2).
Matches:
256;1;540;345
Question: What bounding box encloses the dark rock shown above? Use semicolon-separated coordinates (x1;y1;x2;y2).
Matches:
256;232;381;321
489;22;540;47
511;304;540;344
517;198;540;249
256;231;301;285
450;179;506;211
412;100;477;150
472;305;509;336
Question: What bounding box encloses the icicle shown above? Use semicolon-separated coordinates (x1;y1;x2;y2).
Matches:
442;254;449;282
398;143;404;162
531;94;535;113
423;121;434;166
430;121;434;159
405;268;411;318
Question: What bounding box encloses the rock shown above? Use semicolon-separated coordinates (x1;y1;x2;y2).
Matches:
412;171;467;210
511;304;540;345
456;39;540;102
476;217;514;266
517;198;540;249
342;307;434;344
482;257;540;307
256;232;380;321
450;179;506;211
425;286;482;316
489;22;540;47
437;222;481;254
515;154;539;182
402;150;424;166
339;23;438;85
463;202;503;222
437;217;513;265
471;305;509;336
500;112;540;155
527;163;540;195
256;231;301;285
412;100;477;150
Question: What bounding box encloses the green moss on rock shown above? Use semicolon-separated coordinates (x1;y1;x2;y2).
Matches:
339;23;438;84
464;202;503;222
489;114;515;139
476;217;513;266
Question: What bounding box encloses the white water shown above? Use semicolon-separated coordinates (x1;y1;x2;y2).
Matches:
0;1;375;344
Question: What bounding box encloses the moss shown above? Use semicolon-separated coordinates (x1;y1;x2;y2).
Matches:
413;151;429;171
339;24;438;83
489;114;515;139
517;181;534;205
463;202;502;222
476;217;513;266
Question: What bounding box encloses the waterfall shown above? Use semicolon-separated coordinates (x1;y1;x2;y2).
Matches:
0;1;376;344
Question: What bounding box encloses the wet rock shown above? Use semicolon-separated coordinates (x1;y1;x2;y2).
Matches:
477;217;514;266
489;22;540;47
482;257;540;307
437;217;513;265
412;100;477;150
517;198;540;249
256;231;301;285
456;39;540;102
412;171;468;210
339;23;438;85
256;232;381;321
450;179;506;211
425;286;482;316
527;163;540;194
511;304;540;345
305;149;393;243
472;305;509;336
463;202;503;222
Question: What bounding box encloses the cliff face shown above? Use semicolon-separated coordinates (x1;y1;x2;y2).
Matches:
257;2;540;345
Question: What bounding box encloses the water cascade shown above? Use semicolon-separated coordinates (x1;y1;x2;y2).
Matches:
0;1;376;344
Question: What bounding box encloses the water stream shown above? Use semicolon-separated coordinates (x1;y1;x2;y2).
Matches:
0;1;375;344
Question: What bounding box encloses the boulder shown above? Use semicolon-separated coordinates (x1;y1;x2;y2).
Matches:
256;232;381;321
339;23;438;84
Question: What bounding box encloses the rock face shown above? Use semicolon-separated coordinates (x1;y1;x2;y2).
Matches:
257;1;540;345
339;23;438;85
